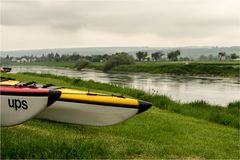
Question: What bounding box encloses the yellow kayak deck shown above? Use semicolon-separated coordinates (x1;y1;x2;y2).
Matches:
0;79;139;107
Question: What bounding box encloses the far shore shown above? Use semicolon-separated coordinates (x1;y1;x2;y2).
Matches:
5;60;240;77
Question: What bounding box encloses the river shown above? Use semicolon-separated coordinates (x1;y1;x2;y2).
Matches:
9;65;240;106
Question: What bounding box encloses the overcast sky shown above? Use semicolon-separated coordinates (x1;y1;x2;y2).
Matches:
1;0;240;51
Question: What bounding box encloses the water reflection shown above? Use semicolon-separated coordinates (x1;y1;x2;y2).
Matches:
9;65;240;106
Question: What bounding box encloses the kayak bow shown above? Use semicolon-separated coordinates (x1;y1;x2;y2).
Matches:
0;85;61;127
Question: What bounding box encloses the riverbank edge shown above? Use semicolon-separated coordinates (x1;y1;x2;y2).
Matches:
86;62;240;77
7;61;240;77
2;72;239;128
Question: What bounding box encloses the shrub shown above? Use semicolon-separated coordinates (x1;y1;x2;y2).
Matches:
75;59;90;70
103;52;135;71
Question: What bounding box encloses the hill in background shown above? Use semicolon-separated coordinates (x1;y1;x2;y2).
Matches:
1;46;239;59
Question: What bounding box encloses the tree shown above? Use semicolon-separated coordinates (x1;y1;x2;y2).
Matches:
198;55;208;60
136;51;148;61
55;53;60;62
70;53;80;61
179;57;190;61
218;52;226;60
75;59;90;70
104;52;135;71
102;54;110;61
167;50;181;61
230;53;239;59
47;52;55;61
151;51;164;61
208;54;217;61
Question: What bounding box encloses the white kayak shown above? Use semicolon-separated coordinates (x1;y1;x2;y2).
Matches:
0;85;61;127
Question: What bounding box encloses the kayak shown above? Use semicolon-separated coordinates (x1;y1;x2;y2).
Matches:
0;77;152;126
0;67;12;72
0;85;61;127
38;88;151;126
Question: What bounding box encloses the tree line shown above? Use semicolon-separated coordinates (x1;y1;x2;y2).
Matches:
135;50;182;61
3;50;239;63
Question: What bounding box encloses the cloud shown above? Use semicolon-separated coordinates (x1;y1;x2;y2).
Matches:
1;0;240;50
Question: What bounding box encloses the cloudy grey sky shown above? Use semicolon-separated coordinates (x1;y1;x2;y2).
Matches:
1;0;240;50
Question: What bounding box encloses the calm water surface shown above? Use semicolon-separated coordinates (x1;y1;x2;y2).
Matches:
10;66;240;106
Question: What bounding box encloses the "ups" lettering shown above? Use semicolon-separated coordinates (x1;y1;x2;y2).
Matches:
8;99;28;111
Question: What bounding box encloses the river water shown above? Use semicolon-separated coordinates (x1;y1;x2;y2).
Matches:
9;65;240;106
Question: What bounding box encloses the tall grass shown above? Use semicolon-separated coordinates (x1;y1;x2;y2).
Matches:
3;72;239;128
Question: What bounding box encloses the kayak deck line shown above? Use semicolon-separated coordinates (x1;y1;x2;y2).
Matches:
58;98;139;109
0;77;15;81
58;98;152;115
0;86;61;105
0;91;49;96
16;82;130;99
0;87;49;97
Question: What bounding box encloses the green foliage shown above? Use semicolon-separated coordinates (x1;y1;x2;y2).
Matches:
74;59;90;70
198;54;217;61
167;50;181;61
230;53;239;59
136;51;148;61
151;51;165;61
103;52;135;71
110;61;239;77
218;52;226;60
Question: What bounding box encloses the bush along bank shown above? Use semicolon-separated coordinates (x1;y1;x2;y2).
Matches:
111;63;240;77
3;72;239;128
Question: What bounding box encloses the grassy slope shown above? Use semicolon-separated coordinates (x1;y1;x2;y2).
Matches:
1;108;238;159
0;73;239;159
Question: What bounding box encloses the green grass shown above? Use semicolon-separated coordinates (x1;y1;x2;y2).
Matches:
1;72;239;158
1;108;239;159
87;61;240;77
111;61;240;77
11;61;76;69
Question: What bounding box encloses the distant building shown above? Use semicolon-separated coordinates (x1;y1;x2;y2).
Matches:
233;58;240;61
20;58;28;63
11;57;36;63
11;57;17;62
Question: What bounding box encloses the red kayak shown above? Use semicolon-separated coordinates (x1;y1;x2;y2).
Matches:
0;85;61;127
0;67;11;72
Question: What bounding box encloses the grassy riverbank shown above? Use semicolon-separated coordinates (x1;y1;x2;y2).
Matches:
1;72;239;159
9;60;240;77
2;72;239;128
88;61;240;77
